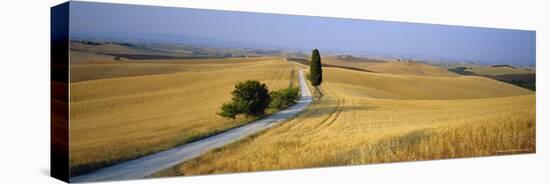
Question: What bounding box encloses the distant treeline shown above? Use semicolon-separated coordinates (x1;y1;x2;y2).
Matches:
72;40;137;47
447;67;476;75
73;40;103;46
336;55;386;63
491;64;517;69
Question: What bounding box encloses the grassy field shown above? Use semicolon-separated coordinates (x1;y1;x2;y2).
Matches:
69;56;270;82
153;67;535;176
69;57;298;176
323;57;459;77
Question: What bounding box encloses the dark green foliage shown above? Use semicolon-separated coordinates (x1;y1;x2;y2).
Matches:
219;80;271;119
270;87;300;110
218;102;239;119
497;78;536;91
78;40;102;46
232;80;271;115
112;42;135;47
447;67;475;75
492;64;517;69
310;49;323;86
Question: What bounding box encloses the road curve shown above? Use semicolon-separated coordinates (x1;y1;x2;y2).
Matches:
71;69;313;183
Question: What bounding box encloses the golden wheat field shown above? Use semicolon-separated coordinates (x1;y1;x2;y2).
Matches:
363;61;460;77
153;67;535;176
69;57;298;174
323;57;459;77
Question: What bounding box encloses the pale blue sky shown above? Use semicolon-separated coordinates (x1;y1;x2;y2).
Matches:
69;1;536;66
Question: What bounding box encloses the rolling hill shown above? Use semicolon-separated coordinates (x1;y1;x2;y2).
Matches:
154;66;535;176
69;57;298;176
68;41;535;178
322;56;459;77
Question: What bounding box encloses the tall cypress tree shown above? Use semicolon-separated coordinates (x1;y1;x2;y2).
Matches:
310;49;323;87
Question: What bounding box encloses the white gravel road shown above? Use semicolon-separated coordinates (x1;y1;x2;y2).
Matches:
71;69;313;182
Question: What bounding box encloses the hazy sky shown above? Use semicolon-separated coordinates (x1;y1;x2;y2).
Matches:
69;1;536;66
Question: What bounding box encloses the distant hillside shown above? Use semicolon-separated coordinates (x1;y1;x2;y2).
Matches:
286;57;375;73
321;56;458;77
447;65;535;91
70;40;281;61
334;55;386;63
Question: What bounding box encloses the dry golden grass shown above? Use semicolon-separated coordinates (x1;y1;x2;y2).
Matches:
155;67;535;176
363;61;460;77
69;57;268;82
324;68;532;99
69;57;297;175
323;57;459;77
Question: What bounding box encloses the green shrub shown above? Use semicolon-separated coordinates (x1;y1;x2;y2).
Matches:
218;102;239;119
219;80;271;119
270;87;300;110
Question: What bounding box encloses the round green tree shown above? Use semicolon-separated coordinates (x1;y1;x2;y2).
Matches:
219;80;271;119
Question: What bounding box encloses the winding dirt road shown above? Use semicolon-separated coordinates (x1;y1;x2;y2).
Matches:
71;69;312;182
